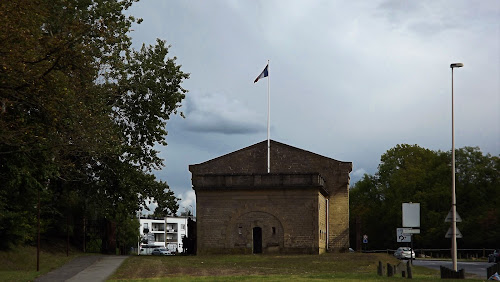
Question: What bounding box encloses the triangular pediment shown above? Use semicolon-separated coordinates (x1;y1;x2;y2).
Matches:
189;140;352;194
189;140;350;175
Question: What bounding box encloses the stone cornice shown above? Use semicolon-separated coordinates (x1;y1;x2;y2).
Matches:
192;173;328;196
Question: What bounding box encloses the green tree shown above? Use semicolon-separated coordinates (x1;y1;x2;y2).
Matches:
0;0;187;249
115;211;140;255
350;144;498;249
349;174;385;248
455;147;499;247
180;207;193;217
376;144;450;248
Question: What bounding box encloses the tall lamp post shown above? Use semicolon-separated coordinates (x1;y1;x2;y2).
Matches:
450;62;463;271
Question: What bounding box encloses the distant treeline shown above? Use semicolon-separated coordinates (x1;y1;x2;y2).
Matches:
349;144;499;250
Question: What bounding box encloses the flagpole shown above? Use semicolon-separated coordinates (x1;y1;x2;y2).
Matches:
267;59;270;173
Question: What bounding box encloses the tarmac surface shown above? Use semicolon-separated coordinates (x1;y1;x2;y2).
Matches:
35;255;128;282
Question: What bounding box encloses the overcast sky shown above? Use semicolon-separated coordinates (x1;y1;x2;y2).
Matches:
127;1;499;215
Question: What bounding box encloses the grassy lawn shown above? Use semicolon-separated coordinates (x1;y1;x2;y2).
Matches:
0;242;83;282
0;247;483;281
109;252;467;281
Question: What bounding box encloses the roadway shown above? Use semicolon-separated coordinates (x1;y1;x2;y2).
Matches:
411;259;496;279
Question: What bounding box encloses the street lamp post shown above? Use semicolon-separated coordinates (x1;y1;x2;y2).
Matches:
450;62;463;271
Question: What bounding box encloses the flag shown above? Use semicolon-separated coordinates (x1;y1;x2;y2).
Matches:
254;64;269;83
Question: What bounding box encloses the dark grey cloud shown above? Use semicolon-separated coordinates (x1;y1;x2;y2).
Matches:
181;91;266;135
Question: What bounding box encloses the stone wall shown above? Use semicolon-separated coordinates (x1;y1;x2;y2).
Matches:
196;187;325;254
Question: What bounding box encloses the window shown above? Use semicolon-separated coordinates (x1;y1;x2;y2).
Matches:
143;223;148;229
238;226;242;235
272;227;276;235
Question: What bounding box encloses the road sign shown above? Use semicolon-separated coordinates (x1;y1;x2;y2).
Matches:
402;228;420;234
397;228;411;242
363;234;368;244
403;203;420;228
445;227;463;238
444;209;462;222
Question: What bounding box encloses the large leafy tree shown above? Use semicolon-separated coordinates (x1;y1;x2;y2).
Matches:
350;144;499;249
455;147;500;247
0;0;187;249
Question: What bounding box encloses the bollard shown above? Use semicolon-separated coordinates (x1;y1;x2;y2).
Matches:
377;261;382;276
440;265;465;279
459;268;464;279
406;260;413;279
387;263;394;277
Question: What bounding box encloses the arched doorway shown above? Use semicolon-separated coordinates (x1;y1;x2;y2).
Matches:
230;211;284;253
253;227;262;254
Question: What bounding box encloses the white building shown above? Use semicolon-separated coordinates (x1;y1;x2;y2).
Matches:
139;216;189;254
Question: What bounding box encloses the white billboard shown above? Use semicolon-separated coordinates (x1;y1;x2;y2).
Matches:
402;203;420;228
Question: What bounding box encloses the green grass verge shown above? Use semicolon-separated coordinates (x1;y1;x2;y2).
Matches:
0;247;482;281
108;253;477;281
0;243;82;281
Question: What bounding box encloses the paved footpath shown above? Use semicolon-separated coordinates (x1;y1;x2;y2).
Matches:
35;255;128;282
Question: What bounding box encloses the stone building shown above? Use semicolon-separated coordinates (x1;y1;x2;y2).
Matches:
189;140;352;254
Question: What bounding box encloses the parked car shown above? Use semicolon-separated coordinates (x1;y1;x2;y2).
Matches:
152;248;172;256
488;249;500;263
394;247;415;259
